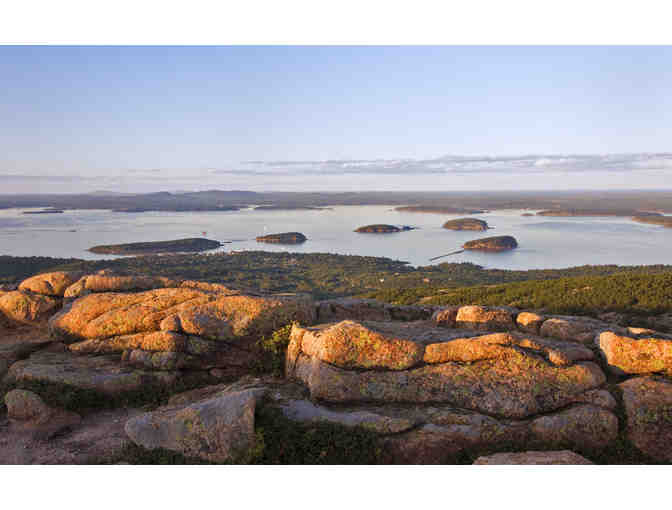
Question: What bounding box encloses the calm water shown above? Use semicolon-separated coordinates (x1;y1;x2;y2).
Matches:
1;206;671;270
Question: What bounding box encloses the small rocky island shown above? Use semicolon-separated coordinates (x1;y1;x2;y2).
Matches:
442;218;489;231
22;208;65;215
355;224;415;233
89;238;222;255
463;235;518;252
255;232;307;244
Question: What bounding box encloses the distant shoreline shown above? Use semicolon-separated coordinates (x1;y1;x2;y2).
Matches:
1;189;672;215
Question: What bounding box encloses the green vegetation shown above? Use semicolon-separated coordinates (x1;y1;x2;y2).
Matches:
368;271;672;317
110;444;212;465
0;255;81;284
4;253;672;303
255;323;295;376
251;406;381;464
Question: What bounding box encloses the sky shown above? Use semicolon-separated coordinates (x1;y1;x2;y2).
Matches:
1;45;672;193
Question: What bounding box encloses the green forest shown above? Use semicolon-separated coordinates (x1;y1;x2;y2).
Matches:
367;271;672;316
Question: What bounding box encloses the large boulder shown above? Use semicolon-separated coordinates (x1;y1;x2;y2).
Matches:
619;376;672;462
171;294;315;340
540;316;615;344
125;387;264;463
288;321;594;373
432;306;460;328
0;291;60;324
49;288;315;344
291;320;445;371
516;312;545;335
63;272;181;298
529;404;618;450
422;331;594;366
473;451;593;465
49;288;213;342
19;271;85;297
598;331;672;376
4;389;81;439
289;352;605;419
455;306;516;332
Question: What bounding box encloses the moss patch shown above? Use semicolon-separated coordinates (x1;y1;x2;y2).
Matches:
253;323;295;376
250;406;382;464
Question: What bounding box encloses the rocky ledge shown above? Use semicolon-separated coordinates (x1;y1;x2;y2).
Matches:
463;235;518;252
89;238;222;255
2;270;672;464
255;232;307;244
442;218;489;231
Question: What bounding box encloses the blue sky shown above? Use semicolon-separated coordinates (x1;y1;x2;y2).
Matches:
1;46;672;192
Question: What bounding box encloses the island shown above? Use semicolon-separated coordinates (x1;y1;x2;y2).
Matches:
463;235;518;252
632;215;672;228
112;207;152;213
89;238;223;255
395;206;485;214
521;212;535;217
255;232;308;244
354;224;416;233
442;218;489;231
22;209;64;215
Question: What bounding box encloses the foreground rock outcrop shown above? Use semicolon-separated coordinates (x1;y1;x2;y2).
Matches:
288;320;606;419
47;278;315;373
125;387;263;463
5;350;181;395
0;291;60;324
18;271;84;297
2;267;672;464
619;376;672;462
598;331;672;375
